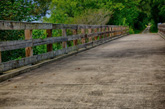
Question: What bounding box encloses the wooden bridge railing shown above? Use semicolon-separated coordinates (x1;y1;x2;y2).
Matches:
158;24;165;37
0;20;129;73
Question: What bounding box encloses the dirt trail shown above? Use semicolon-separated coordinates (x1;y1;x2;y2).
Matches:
0;33;165;109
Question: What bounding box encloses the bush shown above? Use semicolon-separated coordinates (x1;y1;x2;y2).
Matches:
150;20;158;33
129;27;134;34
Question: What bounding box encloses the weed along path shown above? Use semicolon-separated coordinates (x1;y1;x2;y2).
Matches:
0;33;165;109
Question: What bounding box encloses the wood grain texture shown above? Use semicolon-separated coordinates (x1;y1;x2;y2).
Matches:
73;29;78;46
94;28;98;41
0;20;52;30
0;33;128;73
0;46;77;73
0;29;128;52
106;27;109;37
0;20;129;72
99;28;102;39
158;24;165;35
81;29;86;44
0;20;122;30
88;28;92;42
109;27;112;37
62;29;67;48
25;30;33;57
46;29;53;52
0;52;1;63
103;27;106;38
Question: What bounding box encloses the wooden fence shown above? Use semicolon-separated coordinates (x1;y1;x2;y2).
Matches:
0;20;129;73
158;23;165;37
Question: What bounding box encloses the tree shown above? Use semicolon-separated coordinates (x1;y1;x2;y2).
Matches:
73;9;112;25
0;0;38;21
150;0;165;32
0;0;39;62
33;0;52;16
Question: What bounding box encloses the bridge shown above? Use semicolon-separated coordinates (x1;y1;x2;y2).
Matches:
0;21;165;108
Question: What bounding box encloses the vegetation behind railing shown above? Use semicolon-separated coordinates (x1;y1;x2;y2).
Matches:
0;20;129;73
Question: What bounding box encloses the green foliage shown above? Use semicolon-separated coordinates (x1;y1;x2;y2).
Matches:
32;30;47;55
0;0;49;62
1;0;165;62
150;20;158;33
72;9;112;25
33;0;52;16
0;0;38;21
129;27;134;34
0;30;25;62
32;29;64;55
45;0;158;33
150;0;165;32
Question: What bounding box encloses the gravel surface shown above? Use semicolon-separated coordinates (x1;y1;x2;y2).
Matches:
0;33;165;109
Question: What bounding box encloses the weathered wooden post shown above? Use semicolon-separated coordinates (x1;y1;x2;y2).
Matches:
99;27;102;40
62;29;67;48
113;27;115;37
114;27;116;36
94;28;98;41
0;52;1;63
105;27;106;39
73;29;78;46
119;27;120;35
119;26;122;35
46;29;53;52
116;27;118;35
102;27;104;43
111;27;113;37
25;30;33;57
106;27;109;37
125;27;126;34
112;27;115;37
120;26;122;35
121;26;123;35
88;28;92;42
109;26;111;37
81;29;85;44
101;27;104;41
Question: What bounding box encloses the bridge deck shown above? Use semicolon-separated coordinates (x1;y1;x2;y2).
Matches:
0;34;165;109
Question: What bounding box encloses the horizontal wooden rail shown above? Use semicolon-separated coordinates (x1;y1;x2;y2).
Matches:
0;20;127;30
158;24;165;37
0;36;123;72
0;30;127;51
0;20;129;73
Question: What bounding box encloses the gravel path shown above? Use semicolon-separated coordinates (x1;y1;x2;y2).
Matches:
0;33;165;109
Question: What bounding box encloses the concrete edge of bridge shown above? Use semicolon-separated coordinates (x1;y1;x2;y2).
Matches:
0;34;129;83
